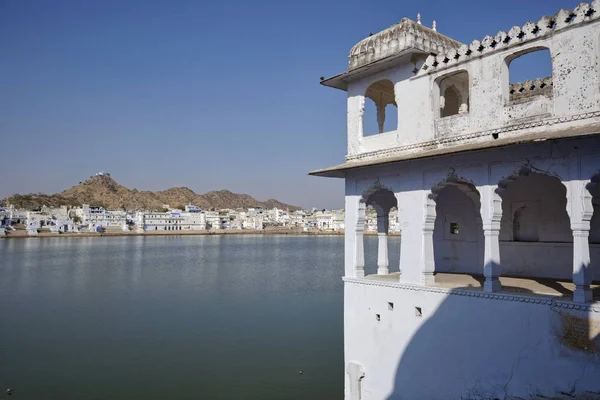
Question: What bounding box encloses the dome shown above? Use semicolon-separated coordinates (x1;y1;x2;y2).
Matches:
348;18;464;71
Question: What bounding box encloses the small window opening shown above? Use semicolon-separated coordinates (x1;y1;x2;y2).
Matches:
375;314;381;321
450;222;460;235
363;80;397;136
508;48;552;102
388;302;394;311
439;71;469;118
415;307;422;317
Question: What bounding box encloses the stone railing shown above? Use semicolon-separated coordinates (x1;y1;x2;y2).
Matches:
419;2;599;75
509;76;553;101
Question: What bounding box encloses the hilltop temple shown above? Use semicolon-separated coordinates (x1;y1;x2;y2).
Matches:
312;4;600;399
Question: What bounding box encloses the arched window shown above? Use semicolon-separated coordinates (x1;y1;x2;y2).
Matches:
507;48;552;101
362;187;399;276
438;71;469;118
363;79;397;136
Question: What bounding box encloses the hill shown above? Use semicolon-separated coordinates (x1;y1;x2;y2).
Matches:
2;175;301;211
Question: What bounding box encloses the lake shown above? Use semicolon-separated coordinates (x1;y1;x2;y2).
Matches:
0;235;400;399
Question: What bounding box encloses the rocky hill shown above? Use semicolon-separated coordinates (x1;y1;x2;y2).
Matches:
3;175;301;211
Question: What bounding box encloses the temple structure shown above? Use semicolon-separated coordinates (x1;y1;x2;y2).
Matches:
311;4;600;399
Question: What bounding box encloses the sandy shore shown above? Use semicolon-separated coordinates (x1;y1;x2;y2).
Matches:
1;228;399;239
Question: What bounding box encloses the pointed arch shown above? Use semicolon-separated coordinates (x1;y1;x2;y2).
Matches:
496;163;572;280
423;170;483;281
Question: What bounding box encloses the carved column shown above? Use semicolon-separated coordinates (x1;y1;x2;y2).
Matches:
376;102;386;134
375;204;390;275
421;195;436;285
567;179;594;303
480;185;502;292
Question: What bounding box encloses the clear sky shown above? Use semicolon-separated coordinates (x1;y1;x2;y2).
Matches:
0;0;581;209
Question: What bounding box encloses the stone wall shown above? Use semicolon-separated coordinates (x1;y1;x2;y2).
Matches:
344;279;600;400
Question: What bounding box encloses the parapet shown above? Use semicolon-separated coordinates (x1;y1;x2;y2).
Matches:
418;2;599;76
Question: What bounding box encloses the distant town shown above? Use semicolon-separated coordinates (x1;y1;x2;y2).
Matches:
0;202;401;237
0;171;400;237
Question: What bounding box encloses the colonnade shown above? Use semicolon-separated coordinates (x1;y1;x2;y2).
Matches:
345;174;598;304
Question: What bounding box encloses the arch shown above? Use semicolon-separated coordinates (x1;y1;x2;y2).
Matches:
587;173;600;244
425;171;483;279
496;165;572;280
437;71;469;118
346;361;365;400
361;179;398;275
363;79;397;135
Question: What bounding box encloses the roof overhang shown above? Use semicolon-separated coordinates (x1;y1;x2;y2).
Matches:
320;49;427;91
309;127;600;178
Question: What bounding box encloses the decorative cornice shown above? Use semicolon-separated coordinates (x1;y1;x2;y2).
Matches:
342;277;600;312
346;110;600;162
419;2;600;76
349;18;463;71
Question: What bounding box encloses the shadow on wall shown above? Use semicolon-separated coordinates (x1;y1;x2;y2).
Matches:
387;283;600;400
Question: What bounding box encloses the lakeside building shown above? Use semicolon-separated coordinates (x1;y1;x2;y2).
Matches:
312;5;600;400
73;205;128;232
25;206;75;234
136;207;206;231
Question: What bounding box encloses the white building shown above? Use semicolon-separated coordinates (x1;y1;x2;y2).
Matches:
26;206;74;234
73;205;128;232
204;211;222;230
138;207;206;231
312;6;600;400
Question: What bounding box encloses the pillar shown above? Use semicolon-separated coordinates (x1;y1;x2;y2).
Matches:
376;102;386;134
567;179;594;303
345;195;365;278
480;185;502;292
375;205;390;275
572;228;592;303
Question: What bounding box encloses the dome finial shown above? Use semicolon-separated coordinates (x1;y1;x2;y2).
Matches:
432;20;437;31
417;13;422;25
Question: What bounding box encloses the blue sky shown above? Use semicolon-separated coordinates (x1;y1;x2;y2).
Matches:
0;0;580;209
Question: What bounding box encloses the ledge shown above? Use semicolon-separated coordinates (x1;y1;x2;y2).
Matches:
342;276;600;312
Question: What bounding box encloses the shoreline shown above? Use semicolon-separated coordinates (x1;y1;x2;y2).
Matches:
0;229;400;240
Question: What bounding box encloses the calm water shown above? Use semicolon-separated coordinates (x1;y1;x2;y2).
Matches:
0;235;400;399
